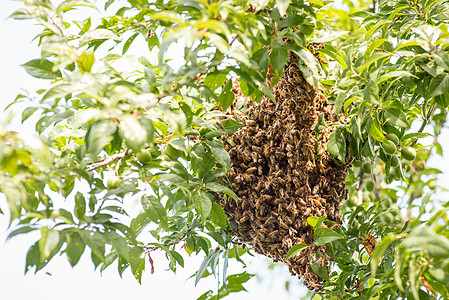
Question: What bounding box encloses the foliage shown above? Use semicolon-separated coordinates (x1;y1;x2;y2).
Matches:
2;0;449;298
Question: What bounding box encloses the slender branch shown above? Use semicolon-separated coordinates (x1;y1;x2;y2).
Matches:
229;34;239;46
410;103;436;147
115;149;129;176
87;149;132;172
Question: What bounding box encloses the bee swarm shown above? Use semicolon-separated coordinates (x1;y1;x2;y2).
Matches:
218;52;349;291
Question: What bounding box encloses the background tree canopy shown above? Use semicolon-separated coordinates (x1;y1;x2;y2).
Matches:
2;0;449;298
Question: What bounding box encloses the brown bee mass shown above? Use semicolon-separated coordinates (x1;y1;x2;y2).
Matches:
217;52;349;291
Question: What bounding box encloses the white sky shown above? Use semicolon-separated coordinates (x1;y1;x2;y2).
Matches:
0;1;306;300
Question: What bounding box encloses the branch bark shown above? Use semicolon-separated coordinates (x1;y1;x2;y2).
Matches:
87;149;132;172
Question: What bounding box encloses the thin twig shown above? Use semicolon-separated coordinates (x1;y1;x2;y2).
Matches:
87;150;132;172
411;103;436;147
229;34;238;46
115;149;129;176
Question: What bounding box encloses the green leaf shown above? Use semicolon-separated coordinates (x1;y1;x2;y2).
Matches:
141;195;167;224
334;90;348;116
193;190;213;221
209;203;227;229
275;0;290;16
123;32;139;55
358;52;389;73
25;242;41;273
370;235;396;277
378;70;416;84
79;230;105;261
56;0;97;13
105;231;130;261
384;108;409;128
42;84;74;101
195;249;218;286
21;59;62;80
158;173;188;186
129;246;145;283
295;48;319;89
428;74;449;98
314;227;344;246
403;226;449;258
285;243;308;260
77;51;95;73
204;72;227;91
7;225;38;240
21;107;38;123
270;46;288;77
431;52;449;72
170;250;184;268
218;119;244;135
120;115;147;152
363;79;380;105
74;192;86;221
368;114;388;143
309;251;329;280
80;29;121;45
39;228;60;260
327;126;346;162
311;29;349;43
204;182;237;200
86;120;117;156
394;246;406;292
66;232;85;267
307;215;326;228
279;15;305;27
206;140;231;170
219;80;235;111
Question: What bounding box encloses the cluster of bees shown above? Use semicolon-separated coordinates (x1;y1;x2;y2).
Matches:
217;52;349;291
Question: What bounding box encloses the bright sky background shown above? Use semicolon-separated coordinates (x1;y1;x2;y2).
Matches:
2;1;449;300
0;1;306;299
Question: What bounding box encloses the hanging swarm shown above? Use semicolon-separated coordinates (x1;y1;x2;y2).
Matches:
217;52;349;291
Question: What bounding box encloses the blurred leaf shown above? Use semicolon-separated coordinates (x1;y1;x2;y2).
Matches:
86;120;117;156
80;29;121;45
21;59;62;80
120;116;147;152
370;235;395;277
219;80;235;112
77;51;95;72
404;226;449;258
56;0;97;13
275;0;290;16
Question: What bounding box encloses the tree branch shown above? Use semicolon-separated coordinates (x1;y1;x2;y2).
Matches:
87;149;132;172
410;103;436;147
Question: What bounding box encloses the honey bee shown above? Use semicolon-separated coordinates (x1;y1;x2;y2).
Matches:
245;119;256;126
247;166;257;174
292;177;301;188
313;199;322;207
251;152;258;163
